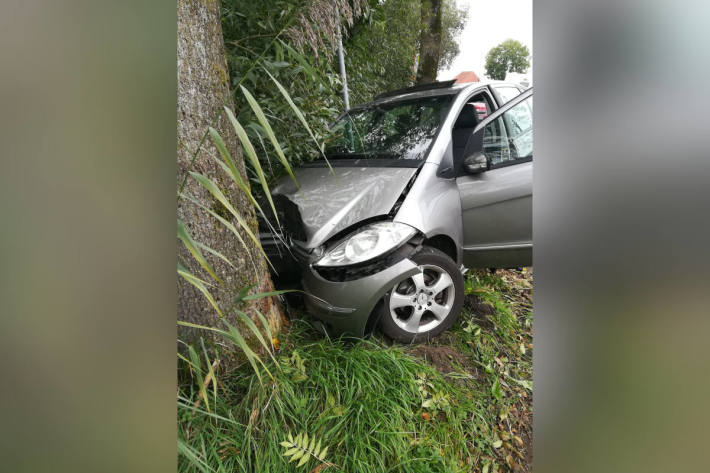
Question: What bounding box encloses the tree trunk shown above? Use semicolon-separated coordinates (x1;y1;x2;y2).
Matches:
415;0;444;84
177;0;283;360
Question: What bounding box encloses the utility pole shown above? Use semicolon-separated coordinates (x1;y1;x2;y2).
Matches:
336;20;350;111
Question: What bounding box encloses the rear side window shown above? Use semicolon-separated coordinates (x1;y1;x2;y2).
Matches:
495;86;522;104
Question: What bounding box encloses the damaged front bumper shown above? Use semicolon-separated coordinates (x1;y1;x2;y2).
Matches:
302;257;420;337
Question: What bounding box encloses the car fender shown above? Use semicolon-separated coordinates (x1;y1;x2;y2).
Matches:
394;162;464;266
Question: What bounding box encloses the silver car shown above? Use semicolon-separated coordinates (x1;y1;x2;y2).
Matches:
263;81;532;342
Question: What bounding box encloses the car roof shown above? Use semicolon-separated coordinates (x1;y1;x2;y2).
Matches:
359;79;524;109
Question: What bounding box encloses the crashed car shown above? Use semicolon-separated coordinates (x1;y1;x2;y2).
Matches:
261;80;532;342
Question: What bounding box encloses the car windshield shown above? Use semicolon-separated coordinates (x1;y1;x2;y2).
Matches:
322;95;453;161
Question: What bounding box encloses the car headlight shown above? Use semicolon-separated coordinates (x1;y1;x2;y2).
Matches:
315;222;416;267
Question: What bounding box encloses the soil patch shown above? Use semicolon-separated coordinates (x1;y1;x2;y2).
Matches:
464;294;496;330
408;344;471;375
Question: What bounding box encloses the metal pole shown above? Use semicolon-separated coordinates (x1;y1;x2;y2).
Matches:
336;20;350;111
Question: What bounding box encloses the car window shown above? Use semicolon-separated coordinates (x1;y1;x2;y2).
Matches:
471;101;489;120
322;95;453;161
451;93;494;164
483;96;533;166
453;93;493;129
495;86;522;104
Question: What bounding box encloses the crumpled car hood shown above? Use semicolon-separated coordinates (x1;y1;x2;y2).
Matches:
271;165;418;248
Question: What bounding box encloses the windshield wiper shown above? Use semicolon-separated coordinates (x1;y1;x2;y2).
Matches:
324;151;398;160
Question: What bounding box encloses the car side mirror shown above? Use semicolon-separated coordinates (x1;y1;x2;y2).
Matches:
463;152;489;174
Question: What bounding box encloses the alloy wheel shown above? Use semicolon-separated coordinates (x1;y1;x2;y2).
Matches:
388;264;456;334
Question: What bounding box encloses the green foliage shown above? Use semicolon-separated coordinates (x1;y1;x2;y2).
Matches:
177;300;534;473
221;0;346;185
283;349;308;382
439;0;468;71
179;322;479;472
344;0;422;103
346;0;466;102
485;39;530;80
280;432;329;468
219;0;469;187
421;389;451;416
177;268;533;472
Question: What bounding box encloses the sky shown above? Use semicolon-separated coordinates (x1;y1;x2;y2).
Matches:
437;0;532;83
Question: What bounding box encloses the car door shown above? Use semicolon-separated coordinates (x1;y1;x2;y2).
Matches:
456;89;533;268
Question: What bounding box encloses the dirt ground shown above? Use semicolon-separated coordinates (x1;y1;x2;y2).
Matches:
406;268;533;473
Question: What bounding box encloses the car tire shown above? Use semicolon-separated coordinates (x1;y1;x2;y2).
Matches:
379;246;464;343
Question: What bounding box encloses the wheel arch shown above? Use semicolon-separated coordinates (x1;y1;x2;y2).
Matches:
422;234;459;265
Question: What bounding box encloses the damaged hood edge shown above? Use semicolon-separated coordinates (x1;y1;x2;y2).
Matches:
271;165;419;248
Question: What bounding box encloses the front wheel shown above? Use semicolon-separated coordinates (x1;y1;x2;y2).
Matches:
379;246;464;343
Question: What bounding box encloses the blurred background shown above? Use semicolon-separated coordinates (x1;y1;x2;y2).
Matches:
0;1;176;472
534;0;710;472
1;0;709;472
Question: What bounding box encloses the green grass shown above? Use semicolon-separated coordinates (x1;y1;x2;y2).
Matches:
178;270;533;473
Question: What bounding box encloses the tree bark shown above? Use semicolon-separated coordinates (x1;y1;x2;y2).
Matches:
415;0;444;84
177;0;282;360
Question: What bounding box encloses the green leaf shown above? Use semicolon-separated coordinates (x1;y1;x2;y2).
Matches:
177;352;195;372
200;340;217;410
297;452;310;467
179;318;269;381
231;284;256;306
176;398;239;425
254;309;275;353
515;379;533;391
188;172;273;271
279;441;292;448
176;319;229;337
195;240;235;270
240;86;298;188
207;134;265;218
178;438;213;473
263;68;335;178
491;378;502;401
180;193;261;274
177;219;222;283
284;447;300;456
235;310;275;364
208;127;250;196
492;439;503;449
177;264;224;318
222;320;269;382
186;344;203;389
278;38;328;88
292;372;308;383
223;107;279;225
206;142;284;250
243;288;298;301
